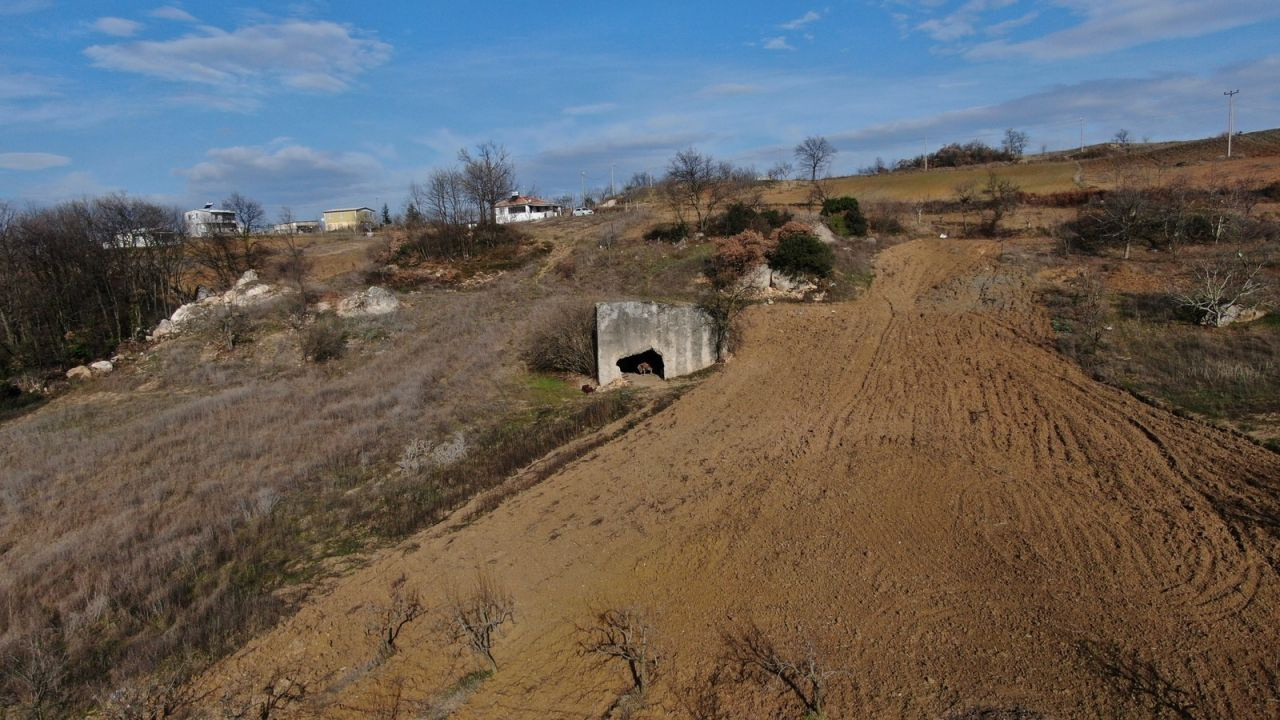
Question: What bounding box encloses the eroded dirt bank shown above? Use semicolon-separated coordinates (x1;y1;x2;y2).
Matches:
204;239;1280;718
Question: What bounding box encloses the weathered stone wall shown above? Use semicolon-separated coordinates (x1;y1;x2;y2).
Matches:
596;301;718;385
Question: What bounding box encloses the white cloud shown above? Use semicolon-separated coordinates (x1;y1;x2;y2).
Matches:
177;144;384;206
562;102;618;116
763;36;794;51
84;20;391;98
0;152;70;170
781;10;821;30
0;68;60;99
899;0;1280;60
92;17;143;37
0;0;52;15
149;6;198;22
700;83;761;96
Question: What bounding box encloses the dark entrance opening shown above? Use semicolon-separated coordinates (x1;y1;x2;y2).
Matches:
616;348;665;378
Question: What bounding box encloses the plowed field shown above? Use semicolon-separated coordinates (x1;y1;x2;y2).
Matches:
206;239;1280;718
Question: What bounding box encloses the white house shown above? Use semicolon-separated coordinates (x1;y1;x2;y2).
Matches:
494;193;562;224
184;204;240;237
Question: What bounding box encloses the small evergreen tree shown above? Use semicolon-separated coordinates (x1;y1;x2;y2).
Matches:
820;196;868;236
381;203;392;226
767;230;834;280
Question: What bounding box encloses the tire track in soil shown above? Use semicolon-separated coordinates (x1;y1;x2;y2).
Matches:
200;239;1280;719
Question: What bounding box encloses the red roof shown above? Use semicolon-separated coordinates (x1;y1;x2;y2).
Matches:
495;195;560;208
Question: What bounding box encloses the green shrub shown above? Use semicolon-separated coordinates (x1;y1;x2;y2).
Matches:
302;315;347;362
706;203;793;237
820;196;868;236
768;232;834;279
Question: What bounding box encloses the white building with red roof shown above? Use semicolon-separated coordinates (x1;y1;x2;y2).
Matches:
494;192;563;224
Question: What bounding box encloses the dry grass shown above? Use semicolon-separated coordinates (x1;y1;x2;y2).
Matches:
0;215;713;714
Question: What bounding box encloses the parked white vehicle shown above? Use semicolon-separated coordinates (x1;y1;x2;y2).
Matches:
573;207;595;216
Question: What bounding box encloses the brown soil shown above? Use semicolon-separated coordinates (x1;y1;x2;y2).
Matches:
203;239;1280;718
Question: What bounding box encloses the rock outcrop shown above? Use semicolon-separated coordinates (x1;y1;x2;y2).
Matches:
336;287;400;318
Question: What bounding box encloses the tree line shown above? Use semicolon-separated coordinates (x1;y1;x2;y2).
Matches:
0;197;188;376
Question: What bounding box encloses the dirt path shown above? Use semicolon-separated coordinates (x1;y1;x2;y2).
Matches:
205;239;1280;719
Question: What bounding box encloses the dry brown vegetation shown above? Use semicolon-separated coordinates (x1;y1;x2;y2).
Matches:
6;131;1280;718
0;208;733;716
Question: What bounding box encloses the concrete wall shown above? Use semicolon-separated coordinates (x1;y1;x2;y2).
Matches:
596;301;718;385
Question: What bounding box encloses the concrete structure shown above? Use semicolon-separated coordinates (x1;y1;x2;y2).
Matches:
184;204;239;237
495;193;562;224
322;207;375;232
271;220;321;234
595;301;718;386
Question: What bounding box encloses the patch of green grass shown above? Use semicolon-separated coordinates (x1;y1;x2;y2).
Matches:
524;373;581;405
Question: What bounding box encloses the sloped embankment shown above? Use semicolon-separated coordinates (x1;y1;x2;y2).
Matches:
204;239;1280;719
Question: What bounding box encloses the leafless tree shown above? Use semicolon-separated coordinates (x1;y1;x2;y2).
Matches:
794;136;837;182
580;608;664;695
1002;128;1030;159
98;659;207;720
3;631;69;720
723;623;841;718
980;172;1021;237
766;160;794;182
220;671;306;720
1113;129;1132;147
663;148;725;232
458;141;517;224
1175;255;1267;326
366;576;426;659
447;571;515;672
275;207;310;315
954;181;978;235
223;192;265;237
413;168;474;227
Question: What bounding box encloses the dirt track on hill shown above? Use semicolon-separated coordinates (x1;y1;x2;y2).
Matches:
206;239;1280;719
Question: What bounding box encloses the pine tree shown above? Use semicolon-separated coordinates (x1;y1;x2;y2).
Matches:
381;203;392;226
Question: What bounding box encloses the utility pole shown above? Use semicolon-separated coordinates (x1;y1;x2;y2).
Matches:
923;137;928;172
580;171;586;208
609;163;616;198
1224;89;1239;158
1078;118;1085;152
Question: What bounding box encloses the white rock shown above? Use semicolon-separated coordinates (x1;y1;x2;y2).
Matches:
66;365;92;381
150;318;174;339
337;286;400;318
90;360;114;374
235;269;259;288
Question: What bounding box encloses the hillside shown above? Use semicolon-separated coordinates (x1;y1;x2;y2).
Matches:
198;239;1280;718
763;128;1280;203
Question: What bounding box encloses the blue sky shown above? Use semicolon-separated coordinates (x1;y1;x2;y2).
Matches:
2;1;1279;219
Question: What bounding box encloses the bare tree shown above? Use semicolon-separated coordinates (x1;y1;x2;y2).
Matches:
980;172;1021;236
766;160;794;182
794;136;837;182
99;659;207;720
723;624;840;718
1002;128;1030;159
664;148;719;232
223;192;265;237
447;571;515;672
366;576;426;659
1113;129;1132;147
1175;255;1267;327
458;142;516;224
954;181;978;235
412;168;473;227
3;631;69;720
275;207;309;314
220;671;306;720
580;608;664;695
